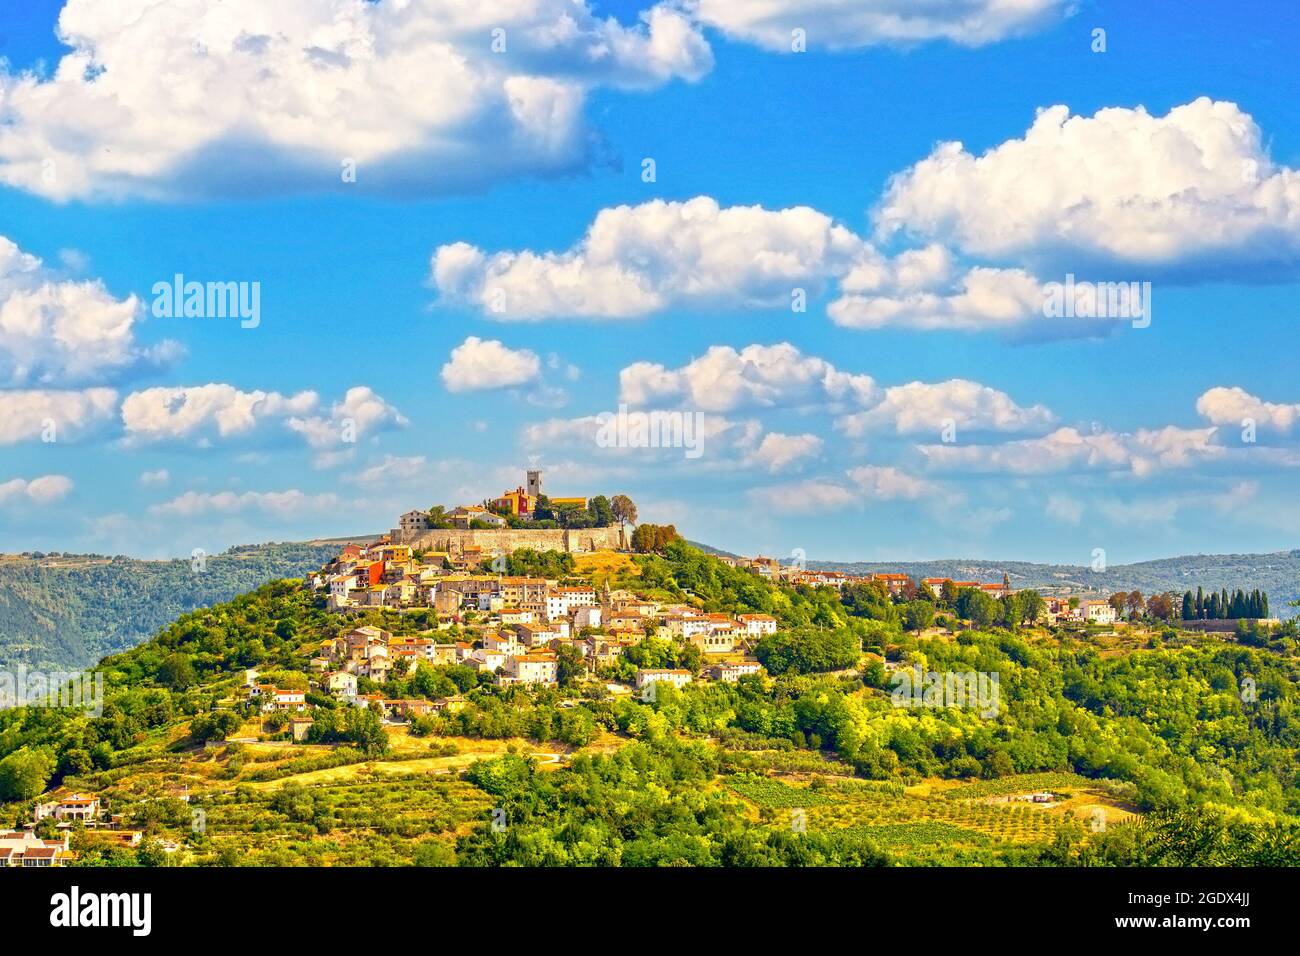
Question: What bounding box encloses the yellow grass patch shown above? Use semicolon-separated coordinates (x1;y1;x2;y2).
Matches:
246;737;570;790
574;550;638;579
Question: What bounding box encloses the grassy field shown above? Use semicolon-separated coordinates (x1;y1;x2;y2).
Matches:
57;705;1144;867
574;550;639;580
722;770;1143;863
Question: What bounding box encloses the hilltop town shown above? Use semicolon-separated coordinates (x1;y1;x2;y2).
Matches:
291;471;1279;729
0;470;1292;869
304;473;777;706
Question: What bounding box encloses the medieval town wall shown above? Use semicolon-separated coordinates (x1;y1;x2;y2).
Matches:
396;525;627;554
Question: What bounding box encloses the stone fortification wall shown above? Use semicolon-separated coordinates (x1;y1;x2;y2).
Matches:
396;525;626;554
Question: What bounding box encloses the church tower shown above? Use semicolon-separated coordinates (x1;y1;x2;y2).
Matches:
526;469;542;497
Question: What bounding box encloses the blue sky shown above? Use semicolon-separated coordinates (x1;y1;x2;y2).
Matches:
1;0;1298;563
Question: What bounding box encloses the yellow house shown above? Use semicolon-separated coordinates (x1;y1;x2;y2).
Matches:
492;483;587;517
492;488;531;516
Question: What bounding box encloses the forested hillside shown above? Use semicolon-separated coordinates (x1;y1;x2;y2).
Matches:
0;543;339;671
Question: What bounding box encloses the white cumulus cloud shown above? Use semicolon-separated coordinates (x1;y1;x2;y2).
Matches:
0;0;712;201
0;474;74;505
750;479;858;514
433;196;866;319
285;386;408;449
441;336;542;392
876;98;1300;273
620;342;878;412
121;384;319;444
121;383;404;448
0;235;177;385
829;244;1049;332
835;379;1055;436
0;388;118;444
919;425;1222;477
747;432;823;472
846;464;938;500
1197;386;1300;434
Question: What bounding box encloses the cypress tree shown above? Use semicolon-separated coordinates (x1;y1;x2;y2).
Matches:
1196;586;1205;619
1182;591;1194;620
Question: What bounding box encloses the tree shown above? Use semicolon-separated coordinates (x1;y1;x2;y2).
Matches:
1147;593;1174;622
754;628;861;675
610;495;638;530
59;748;93;779
493;549;575;578
413;839;457;867
556;644;586;687
1126;591;1144;618
902;601;934;632
983;749;1016;778
587;495;614;527
0;747;56;801
157;652;197;690
998;593;1026;630
956;588;996;627
842;582;895;623
631;523;680;554
1019;590;1045;626
191;710;242;743
1181;591;1194;620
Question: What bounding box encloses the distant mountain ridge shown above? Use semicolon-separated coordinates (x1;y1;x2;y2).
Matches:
0;542;339;671
689;540;1298;617
792;550;1299;618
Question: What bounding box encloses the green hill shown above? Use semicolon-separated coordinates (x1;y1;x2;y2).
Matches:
0;541;1297;867
0;542;340;672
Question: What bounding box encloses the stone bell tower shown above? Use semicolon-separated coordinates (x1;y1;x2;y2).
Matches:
526;469;542;497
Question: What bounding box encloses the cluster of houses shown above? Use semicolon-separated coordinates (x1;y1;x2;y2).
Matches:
256;564;778;728
722;556;1014;600
314;543;611;611
315;542;459;609
1041;596;1118;626
0;830;74;867
723;556;1118;625
245;657;463;735
1;794;145;867
291;537;1123;733
309;593;773;687
290;537;782;719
